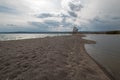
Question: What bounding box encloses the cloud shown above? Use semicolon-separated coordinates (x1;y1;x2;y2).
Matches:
0;0;120;32
44;20;60;26
90;17;105;23
77;0;120;31
35;13;56;18
80;0;120;19
80;16;120;31
29;17;74;31
68;11;77;17
0;0;63;31
61;0;83;29
0;5;16;14
35;13;62;19
0;24;38;32
35;12;71;19
111;17;120;20
0;0;83;32
61;18;74;28
65;0;83;18
68;0;83;11
29;20;60;31
33;11;74;31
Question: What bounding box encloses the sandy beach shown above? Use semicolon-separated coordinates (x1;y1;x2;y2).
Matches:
0;34;111;80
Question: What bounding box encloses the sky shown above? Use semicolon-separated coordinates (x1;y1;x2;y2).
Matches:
0;0;120;32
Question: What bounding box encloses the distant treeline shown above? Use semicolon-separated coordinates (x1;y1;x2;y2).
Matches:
79;31;120;34
105;31;120;34
0;31;120;34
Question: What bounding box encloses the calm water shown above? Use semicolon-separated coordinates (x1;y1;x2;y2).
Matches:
0;33;70;41
84;34;120;80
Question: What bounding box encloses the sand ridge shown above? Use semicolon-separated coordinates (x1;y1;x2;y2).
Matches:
0;34;111;80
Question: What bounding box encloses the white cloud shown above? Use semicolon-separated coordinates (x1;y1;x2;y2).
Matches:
0;0;62;14
0;0;63;31
80;0;120;19
0;0;120;32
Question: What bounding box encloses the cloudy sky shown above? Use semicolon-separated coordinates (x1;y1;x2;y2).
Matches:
0;0;120;32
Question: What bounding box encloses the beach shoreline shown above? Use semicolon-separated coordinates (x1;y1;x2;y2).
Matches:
0;34;112;80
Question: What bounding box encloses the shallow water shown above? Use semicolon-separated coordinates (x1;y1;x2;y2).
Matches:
84;34;120;80
0;33;70;41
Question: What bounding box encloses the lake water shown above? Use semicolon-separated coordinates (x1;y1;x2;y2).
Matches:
0;33;70;41
84;34;120;80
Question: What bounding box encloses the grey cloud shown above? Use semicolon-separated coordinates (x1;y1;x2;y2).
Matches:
60;14;70;18
91;17;105;23
35;13;57;18
29;22;49;28
36;13;70;19
84;17;120;31
7;24;17;27
0;5;16;14
29;22;56;31
29;18;74;29
0;24;37;32
29;20;60;28
61;17;73;27
64;0;83;25
34;0;83;29
34;12;74;28
67;0;83;18
69;2;82;11
44;20;60;26
111;17;120;20
68;11;77;17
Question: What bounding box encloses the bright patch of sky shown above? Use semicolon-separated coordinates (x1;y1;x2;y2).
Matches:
0;0;120;32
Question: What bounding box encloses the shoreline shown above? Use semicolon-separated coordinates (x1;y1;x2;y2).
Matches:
82;40;115;80
0;34;112;80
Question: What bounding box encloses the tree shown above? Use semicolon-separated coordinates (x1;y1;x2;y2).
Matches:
73;26;78;34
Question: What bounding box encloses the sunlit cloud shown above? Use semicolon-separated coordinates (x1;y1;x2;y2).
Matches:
0;0;120;32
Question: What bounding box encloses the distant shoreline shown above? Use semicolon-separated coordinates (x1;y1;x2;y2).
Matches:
0;30;120;34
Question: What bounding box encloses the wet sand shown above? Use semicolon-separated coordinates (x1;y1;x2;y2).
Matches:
0;34;111;80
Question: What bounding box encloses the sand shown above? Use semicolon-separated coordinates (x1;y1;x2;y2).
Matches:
0;34;111;80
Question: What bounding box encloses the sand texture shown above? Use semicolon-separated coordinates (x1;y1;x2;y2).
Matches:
0;34;111;80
